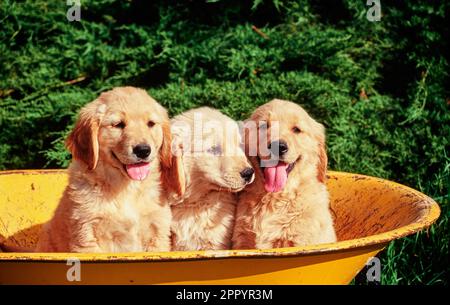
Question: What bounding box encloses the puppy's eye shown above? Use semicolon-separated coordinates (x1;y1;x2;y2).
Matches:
292;126;302;134
207;145;222;156
113;121;126;129
148;121;155;128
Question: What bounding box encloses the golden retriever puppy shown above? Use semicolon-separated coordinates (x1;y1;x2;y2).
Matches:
169;107;255;251
232;99;336;249
35;87;177;253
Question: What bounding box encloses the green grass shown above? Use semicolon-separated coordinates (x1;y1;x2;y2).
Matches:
0;0;448;284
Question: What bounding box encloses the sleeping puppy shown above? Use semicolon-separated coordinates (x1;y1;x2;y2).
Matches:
35;87;177;252
232;99;336;249
169;107;255;251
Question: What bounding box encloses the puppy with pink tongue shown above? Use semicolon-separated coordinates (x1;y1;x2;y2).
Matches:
232;99;337;250
34;87;177;253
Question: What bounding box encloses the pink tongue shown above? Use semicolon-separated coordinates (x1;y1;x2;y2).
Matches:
125;163;150;181
263;162;288;193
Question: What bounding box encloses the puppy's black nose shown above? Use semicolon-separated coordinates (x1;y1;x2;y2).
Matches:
133;144;151;159
268;140;289;156
240;167;255;183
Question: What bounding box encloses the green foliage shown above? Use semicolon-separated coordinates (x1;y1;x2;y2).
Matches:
0;0;448;284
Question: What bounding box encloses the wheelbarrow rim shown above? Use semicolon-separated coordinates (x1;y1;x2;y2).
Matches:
0;170;441;262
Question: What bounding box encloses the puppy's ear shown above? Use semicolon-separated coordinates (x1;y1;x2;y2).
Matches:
159;119;172;171
317;141;327;183
66;102;101;170
316;125;328;184
171;139;186;197
160;121;186;197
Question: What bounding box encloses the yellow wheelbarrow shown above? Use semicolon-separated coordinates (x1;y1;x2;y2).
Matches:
0;170;440;284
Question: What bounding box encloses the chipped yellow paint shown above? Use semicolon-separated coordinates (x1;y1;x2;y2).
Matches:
0;170;440;284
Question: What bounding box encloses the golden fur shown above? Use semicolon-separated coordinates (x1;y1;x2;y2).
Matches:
232;99;336;249
35;87;177;253
169;107;254;251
